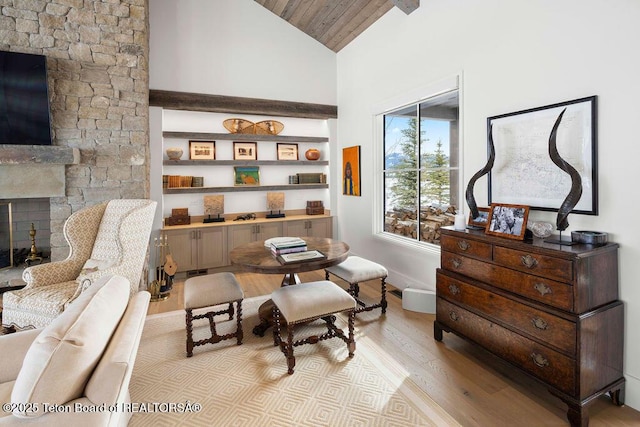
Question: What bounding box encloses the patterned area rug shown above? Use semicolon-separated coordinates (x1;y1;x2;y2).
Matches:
130;296;459;426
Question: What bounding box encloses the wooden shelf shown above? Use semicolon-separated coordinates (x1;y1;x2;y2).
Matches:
163;131;328;143
163;160;328;166
163;183;328;194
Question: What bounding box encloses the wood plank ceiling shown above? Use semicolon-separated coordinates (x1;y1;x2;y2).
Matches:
254;0;419;52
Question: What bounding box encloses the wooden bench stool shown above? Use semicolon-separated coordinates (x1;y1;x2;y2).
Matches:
184;272;244;357
271;280;356;375
325;256;388;316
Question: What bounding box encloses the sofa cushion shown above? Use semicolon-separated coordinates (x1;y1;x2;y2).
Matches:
10;275;130;418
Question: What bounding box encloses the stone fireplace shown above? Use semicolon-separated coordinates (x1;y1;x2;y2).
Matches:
0;145;79;267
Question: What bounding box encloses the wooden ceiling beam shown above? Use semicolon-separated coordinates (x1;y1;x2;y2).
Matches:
149;90;338;120
392;0;419;15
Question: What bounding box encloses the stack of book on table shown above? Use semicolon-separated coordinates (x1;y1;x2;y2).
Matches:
268;237;307;256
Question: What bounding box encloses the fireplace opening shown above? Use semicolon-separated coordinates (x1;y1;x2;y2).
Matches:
0;199;50;270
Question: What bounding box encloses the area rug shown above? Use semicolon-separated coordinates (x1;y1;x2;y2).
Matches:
130;296;459;426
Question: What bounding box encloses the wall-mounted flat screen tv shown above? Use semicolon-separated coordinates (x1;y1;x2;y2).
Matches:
0;51;53;145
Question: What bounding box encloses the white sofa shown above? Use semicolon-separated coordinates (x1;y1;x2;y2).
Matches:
0;275;150;426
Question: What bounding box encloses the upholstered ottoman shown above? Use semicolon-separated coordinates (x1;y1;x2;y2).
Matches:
184;272;244;357
271;280;356;374
325;256;388;316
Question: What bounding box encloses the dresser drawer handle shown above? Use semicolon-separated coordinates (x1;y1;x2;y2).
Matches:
449;311;459;322
457;240;471;251
531;317;548;330
451;258;462;269
533;282;552;296
521;254;539;269
448;284;461;295
530;352;549;368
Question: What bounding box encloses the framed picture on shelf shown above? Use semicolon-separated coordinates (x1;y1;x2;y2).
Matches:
189;141;215;160
468;207;490;228
277;143;299;160
234;166;260;186
233;142;258;160
485;203;530;240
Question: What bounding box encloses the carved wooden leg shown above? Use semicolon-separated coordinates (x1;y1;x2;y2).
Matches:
380;277;388;314
347;310;356;357
325;270;330;280
228;302;234;320
186;309;194;357
286;325;296;375
272;306;281;347
434;321;443;342
566;403;588;427
236;300;243;345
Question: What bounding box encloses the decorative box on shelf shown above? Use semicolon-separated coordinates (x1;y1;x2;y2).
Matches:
306;200;324;215
165;208;191;226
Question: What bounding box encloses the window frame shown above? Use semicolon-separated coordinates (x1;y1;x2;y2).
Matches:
371;75;463;250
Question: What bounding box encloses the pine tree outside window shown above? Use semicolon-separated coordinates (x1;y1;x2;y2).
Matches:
382;90;460;245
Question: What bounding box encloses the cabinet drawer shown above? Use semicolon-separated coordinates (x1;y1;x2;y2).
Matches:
437;298;576;395
494;246;572;282
441;252;574;312
437;271;576;356
441;234;492;261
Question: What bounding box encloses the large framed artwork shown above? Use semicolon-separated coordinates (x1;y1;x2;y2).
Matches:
342;145;361;196
487;96;597;215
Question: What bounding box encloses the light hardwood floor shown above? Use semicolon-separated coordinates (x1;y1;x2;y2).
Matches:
147;270;640;426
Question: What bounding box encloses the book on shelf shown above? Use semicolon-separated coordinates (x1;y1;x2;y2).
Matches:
277;250;326;264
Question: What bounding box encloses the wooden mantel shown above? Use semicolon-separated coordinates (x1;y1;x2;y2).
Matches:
149;90;338;120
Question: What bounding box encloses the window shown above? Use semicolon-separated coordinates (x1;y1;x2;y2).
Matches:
381;89;460;246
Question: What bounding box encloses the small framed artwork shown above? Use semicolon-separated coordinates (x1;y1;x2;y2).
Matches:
189;141;215;160
486;203;530;240
468;207;490;229
234;166;260;186
233;142;257;160
342;145;361;196
277;143;299;160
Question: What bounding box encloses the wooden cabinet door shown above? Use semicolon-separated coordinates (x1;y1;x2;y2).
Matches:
227;223;256;251
257;222;283;241
197;227;227;269
307;217;332;238
164;229;197;272
283;220;307;237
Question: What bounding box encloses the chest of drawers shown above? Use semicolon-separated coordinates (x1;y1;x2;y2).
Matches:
435;227;624;427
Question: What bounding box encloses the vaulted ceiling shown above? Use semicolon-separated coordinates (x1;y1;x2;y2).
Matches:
254;0;419;52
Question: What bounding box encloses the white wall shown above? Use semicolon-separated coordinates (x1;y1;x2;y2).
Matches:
336;0;640;410
149;0;336;104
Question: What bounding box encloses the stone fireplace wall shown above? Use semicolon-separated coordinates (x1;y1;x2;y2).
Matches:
0;0;150;261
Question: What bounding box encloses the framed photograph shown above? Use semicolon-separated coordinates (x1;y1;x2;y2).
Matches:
189;141;215;160
488;96;597;215
234;166;260;186
342;145;361;196
468;207;490;229
277;143;298;160
486;203;530;240
234;142;257;160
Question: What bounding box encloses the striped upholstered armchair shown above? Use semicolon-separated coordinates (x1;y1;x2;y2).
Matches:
2;199;156;330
